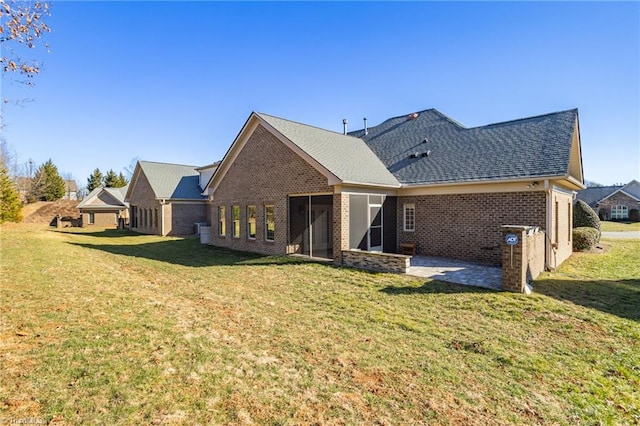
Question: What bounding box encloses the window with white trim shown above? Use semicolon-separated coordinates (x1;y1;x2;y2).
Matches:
247;205;256;240
265;205;275;242
403;203;415;232
232;205;240;238
218;206;226;236
611;205;628;220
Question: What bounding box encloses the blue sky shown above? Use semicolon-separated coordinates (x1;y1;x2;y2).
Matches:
1;1;638;188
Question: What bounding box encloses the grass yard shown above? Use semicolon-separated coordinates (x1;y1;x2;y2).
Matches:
600;221;640;232
1;224;639;425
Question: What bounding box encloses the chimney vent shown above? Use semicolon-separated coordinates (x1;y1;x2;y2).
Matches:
364;117;368;135
342;118;348;135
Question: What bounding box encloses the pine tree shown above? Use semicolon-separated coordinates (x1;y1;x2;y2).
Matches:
103;169;119;188
27;159;66;202
86;168;103;192
0;166;23;223
116;172;129;187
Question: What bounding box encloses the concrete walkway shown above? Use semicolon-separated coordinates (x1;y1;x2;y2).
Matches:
407;256;502;291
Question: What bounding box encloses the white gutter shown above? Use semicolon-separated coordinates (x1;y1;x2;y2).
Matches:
402;174;569;189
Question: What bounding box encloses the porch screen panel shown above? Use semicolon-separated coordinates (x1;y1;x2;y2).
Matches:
289;197;308;255
311;195;333;259
349;194;368;250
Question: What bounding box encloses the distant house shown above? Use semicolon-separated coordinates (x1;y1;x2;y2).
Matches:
576;180;640;221
15;178;78;202
77;186;129;228
125;161;216;236
204;108;584;269
63;180;79;201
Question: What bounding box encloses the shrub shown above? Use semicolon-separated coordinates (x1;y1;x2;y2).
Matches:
573;227;599;251
573;200;601;241
630;209;639;222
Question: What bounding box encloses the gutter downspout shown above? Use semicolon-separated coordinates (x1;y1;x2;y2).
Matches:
544;180;555;271
160;199;166;236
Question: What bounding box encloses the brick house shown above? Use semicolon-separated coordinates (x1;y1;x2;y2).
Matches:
126;161;215;236
576;180;640;221
204;108;584;269
77;185;129;228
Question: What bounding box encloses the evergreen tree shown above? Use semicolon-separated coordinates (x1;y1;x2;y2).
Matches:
102;169;128;188
103;169;119;188
86;168;103;192
116;172;129;187
0;165;23;223
27;159;65;202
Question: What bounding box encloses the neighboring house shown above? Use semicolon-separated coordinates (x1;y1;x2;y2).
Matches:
204;108;584;269
63;180;79;201
15;178;78;202
576;180;640;221
125;161;213;236
77;186;129;228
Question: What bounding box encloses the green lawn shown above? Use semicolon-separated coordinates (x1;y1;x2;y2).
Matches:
1;224;639;425
600;220;640;232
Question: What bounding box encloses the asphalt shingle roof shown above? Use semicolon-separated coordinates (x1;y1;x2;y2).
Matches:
77;185;129;208
138;161;205;200
257;113;400;187
620;180;640;200
575;185;621;207
349;108;579;185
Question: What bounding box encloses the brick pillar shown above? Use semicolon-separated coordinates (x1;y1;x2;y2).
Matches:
501;226;531;294
333;193;349;265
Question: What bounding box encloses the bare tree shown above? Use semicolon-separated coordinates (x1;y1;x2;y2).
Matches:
0;0;51;87
124;157;141;180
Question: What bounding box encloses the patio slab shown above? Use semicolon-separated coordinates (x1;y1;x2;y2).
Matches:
407;256;502;291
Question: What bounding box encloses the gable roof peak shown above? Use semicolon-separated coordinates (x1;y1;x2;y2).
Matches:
255;111;363;139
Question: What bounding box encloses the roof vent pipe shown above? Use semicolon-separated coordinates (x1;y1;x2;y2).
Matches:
342;118;348;135
364;117;368;135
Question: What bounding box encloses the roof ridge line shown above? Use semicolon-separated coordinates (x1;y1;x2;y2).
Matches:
139;160;200;169
256;112;362;140
471;108;578;130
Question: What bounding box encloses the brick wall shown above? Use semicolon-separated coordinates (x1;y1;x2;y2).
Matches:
211;124;333;256
549;190;573;269
128;171;162;235
168;203;207;236
397;191;547;265
333;192;350;263
80;210;120;227
501;226;545;293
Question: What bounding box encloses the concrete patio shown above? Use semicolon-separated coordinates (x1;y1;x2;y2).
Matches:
407;256;502;291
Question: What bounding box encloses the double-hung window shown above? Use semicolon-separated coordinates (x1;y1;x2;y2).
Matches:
232;205;240;238
403;203;415;232
247;205;256;239
218;206;226;236
611;205;628;220
265;205;275;241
